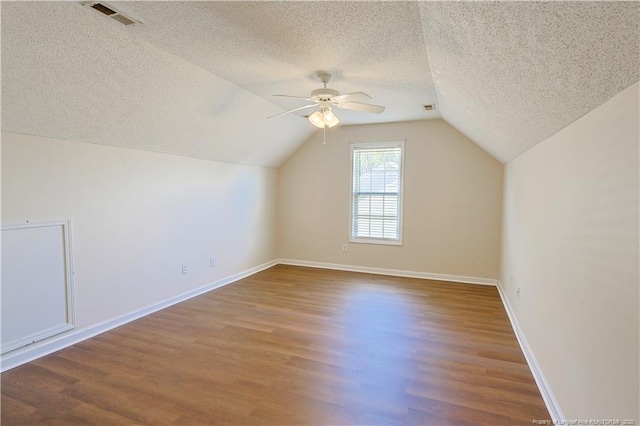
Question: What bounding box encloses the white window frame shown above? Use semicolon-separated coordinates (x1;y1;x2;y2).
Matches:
349;140;404;246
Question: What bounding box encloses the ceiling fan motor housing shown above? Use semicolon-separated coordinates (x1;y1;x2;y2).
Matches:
311;88;339;102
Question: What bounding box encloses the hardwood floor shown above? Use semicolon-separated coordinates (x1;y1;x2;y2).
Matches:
1;265;550;425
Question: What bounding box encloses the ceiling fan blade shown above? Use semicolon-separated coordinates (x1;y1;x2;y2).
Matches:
267;103;317;119
273;94;313;101
332;92;372;102
337;101;385;114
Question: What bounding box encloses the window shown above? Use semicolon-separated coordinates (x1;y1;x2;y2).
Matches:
350;141;404;245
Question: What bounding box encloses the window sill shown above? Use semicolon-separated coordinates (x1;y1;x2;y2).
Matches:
349;238;403;246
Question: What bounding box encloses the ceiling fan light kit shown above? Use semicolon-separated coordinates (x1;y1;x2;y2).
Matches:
308;108;340;128
270;71;385;130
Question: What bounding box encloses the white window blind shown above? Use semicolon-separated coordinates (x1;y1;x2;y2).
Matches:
350;141;404;244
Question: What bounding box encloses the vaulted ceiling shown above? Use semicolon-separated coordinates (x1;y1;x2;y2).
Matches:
2;1;638;167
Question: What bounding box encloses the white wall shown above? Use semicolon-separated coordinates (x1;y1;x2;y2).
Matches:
500;82;639;420
277;120;504;281
1;132;277;365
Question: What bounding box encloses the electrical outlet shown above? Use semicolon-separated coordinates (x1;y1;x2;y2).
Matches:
342;244;348;252
210;257;216;267
181;264;187;275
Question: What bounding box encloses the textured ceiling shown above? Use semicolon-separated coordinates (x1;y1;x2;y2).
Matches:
2;1;638;167
118;1;438;125
1;1;313;167
418;1;640;162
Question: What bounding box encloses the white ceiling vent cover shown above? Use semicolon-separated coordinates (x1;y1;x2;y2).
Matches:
80;2;140;26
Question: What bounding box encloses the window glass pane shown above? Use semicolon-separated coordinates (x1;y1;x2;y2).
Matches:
351;143;403;242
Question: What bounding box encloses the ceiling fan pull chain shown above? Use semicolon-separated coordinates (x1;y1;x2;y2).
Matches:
323;125;326;144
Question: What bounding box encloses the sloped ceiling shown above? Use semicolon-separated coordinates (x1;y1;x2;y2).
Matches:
2;1;638;167
419;2;639;162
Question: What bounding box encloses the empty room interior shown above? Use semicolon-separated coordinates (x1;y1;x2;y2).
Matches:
1;1;638;425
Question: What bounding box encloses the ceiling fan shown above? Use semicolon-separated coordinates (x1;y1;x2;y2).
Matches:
268;72;385;129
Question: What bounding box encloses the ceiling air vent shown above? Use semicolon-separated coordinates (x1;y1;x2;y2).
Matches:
423;104;436;111
111;14;137;26
80;2;140;26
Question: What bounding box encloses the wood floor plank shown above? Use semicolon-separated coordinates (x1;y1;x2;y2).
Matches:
1;265;550;425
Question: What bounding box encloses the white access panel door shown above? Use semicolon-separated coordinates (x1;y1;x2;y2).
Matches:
1;220;75;354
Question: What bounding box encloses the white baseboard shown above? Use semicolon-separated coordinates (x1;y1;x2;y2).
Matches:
0;260;277;372
496;282;565;422
277;258;497;286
